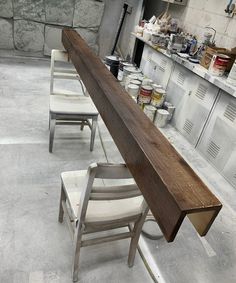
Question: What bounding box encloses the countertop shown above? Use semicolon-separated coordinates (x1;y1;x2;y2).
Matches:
132;33;236;98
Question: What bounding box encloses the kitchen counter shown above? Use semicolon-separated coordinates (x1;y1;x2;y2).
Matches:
132;33;236;98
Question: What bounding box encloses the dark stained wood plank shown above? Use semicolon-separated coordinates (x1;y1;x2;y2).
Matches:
62;29;222;242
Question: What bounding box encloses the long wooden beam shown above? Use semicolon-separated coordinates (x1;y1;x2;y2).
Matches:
62;29;222;242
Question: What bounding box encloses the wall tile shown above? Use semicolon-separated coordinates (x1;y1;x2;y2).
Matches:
0;0;13;18
200;12;230;34
0;19;14;49
219;35;236;50
14;20;45;52
45;0;74;26
44;25;65;56
225;18;236;38
75;28;98;46
187;0;206;10
13;0;45;22
170;3;236;49
183;7;202;26
73;0;105;28
204;0;228;16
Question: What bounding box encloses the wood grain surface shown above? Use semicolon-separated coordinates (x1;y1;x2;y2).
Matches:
62;29;222;242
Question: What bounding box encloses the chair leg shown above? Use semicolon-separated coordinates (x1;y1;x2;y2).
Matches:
80;121;84;131
49;115;56;153
48;112;51;130
128;212;148;267
72;224;84;282
90;116;98;152
58;184;66;223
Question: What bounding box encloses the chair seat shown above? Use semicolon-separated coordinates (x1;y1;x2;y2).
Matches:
51;89;83;96
53;72;78;80
61;171;144;224
50;94;98;115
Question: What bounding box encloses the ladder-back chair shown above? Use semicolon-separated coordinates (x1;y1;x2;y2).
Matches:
49;49;99;153
58;163;149;282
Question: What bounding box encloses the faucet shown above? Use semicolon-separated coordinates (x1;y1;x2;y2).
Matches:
205;26;216;47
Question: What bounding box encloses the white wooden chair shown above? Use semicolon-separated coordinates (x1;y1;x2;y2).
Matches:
49;49;99;153
58;163;149;282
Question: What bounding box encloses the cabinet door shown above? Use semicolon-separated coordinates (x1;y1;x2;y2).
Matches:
166;63;194;127
140;45;153;78
177;76;219;146
197;91;236;188
140;45;173;89
166;64;219;146
223;150;236;188
151;51;174;89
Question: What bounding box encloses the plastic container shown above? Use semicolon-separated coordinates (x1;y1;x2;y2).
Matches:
127;84;139;98
138;85;153;104
208;54;230;77
105;56;120;78
144;105;156;122
151;88;166;107
227;60;236;86
154;109;169;128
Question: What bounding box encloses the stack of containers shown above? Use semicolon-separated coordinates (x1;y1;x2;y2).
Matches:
137;78;175;128
105;56;175;128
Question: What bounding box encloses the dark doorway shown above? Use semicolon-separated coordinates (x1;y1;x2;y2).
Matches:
132;0;167;67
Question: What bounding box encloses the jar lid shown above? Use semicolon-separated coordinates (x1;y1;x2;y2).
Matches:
157;109;169;115
142;85;153;91
152;84;162;89
144;105;156;111
121;62;133;67
105;55;120;62
143;78;153;82
128;74;139;79
128;84;139;89
124;66;142;73
130;80;141;85
154;88;166;94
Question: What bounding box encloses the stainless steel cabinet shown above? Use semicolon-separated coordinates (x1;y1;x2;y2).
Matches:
140;45;153;78
166;63;219;146
197;90;236;188
140;45;173;89
151;50;174;89
139;44;236;188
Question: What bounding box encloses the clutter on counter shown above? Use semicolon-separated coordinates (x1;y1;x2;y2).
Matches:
121;62;175;127
105;54;175;128
133;12;236;81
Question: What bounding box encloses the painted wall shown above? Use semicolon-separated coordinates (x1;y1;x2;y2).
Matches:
98;0;124;58
132;0;236;50
99;0;144;59
118;0;144;59
0;0;106;56
169;0;236;49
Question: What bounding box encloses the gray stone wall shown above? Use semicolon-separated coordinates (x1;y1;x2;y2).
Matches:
0;0;105;56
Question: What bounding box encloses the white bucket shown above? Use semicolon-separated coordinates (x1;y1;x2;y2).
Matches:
154;109;169;128
227;60;236;86
208;54;230;77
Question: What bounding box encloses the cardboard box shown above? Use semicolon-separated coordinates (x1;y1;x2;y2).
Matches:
200;46;236;72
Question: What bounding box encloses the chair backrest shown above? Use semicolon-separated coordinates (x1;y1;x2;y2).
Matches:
50;49;85;95
77;163;148;224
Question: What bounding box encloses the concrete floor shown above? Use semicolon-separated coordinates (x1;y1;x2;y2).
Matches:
143;126;236;283
0;56;153;283
1;54;236;283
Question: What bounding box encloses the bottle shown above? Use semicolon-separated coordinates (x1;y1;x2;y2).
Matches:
189;36;197;55
227;60;236;86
